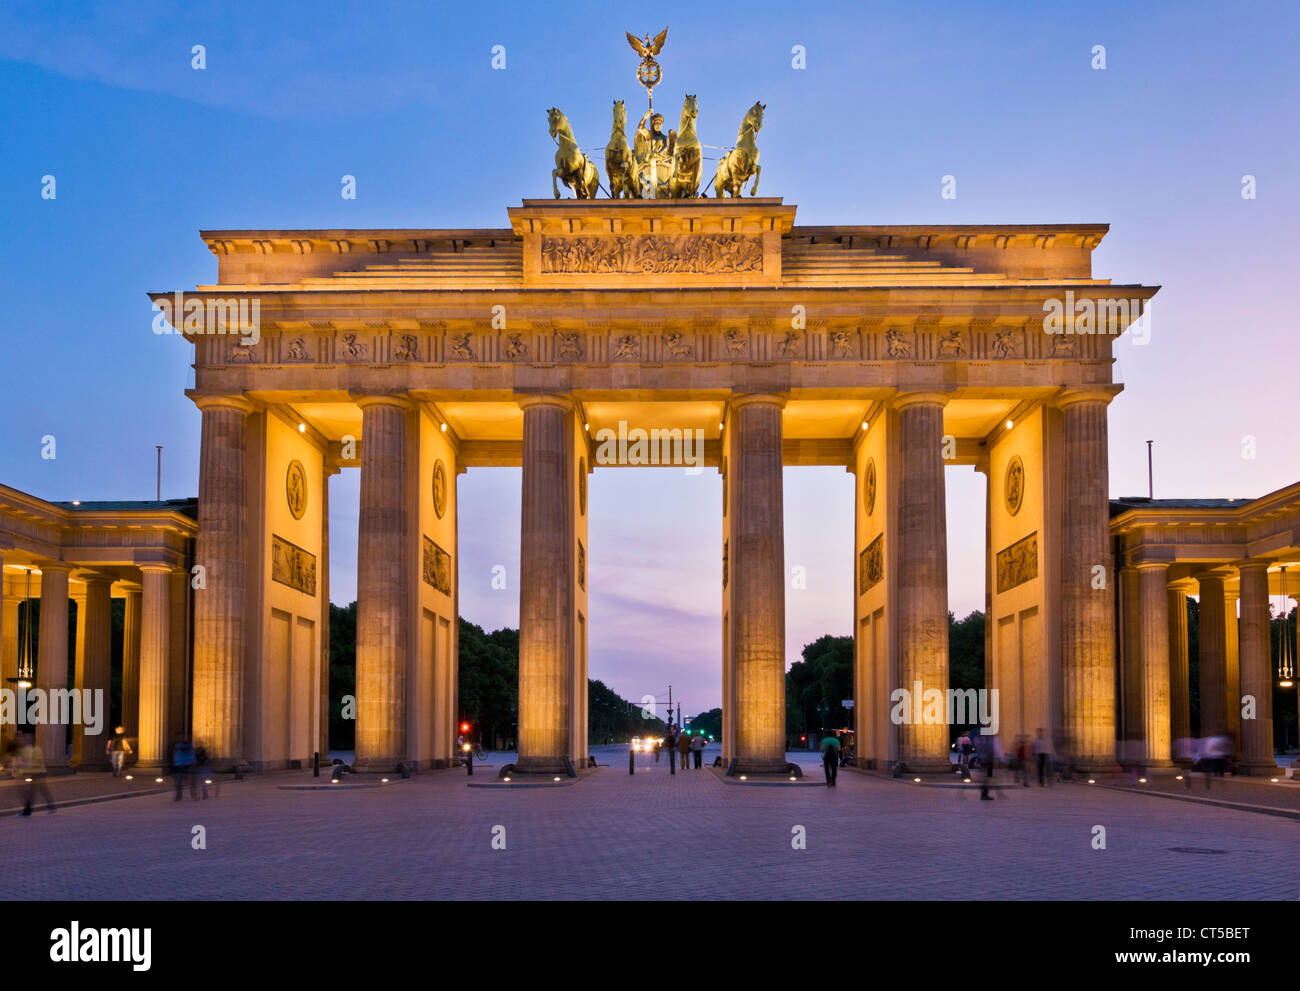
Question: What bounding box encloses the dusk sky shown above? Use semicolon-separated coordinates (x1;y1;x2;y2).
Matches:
2;1;1297;716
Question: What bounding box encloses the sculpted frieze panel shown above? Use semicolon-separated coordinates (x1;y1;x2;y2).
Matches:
271;535;317;596
540;234;762;274
995;531;1038;594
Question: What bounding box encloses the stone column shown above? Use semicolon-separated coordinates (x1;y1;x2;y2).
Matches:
192;396;252;763
137;565;172;767
894;393;949;772
730;394;787;773
72;575;113;769
516;395;575;773
1;587;18;693
1237;562;1275;774
1196;574;1228;737
1137;563;1172;766
354;396;412;771
1058;391;1117;770
121;587;141;739
1167;578;1193;757
35;562;72;768
1224;588;1240;754
1119;565;1142;759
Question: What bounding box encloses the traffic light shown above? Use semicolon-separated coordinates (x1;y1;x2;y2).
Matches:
460;721;470;734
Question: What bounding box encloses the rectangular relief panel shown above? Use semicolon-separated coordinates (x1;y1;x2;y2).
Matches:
271;535;317;596
995;531;1038;594
859;534;883;595
422;535;452;596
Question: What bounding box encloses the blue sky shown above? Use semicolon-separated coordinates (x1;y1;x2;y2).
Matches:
2;1;1297;713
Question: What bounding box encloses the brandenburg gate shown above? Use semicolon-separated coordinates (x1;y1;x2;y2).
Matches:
155;193;1157;775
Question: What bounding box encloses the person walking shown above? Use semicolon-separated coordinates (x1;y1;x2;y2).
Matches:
1033;727;1052;786
106;725;132;777
821;732;839;787
975;731;1002;800
19;734;55;815
690;732;704;769
677;729;691;770
665;726;678;772
171;736;196;800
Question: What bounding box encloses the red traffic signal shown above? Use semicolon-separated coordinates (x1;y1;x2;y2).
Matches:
460;722;470;734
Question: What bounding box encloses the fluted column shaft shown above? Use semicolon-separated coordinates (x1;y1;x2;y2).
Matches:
516;396;574;772
1237;563;1275;773
72;576;113;768
896;394;949;771
1137;564;1172;765
1;566;18;696
355;397;412;771
1059;394;1116;769
1197;575;1228;737
1167;580;1192;753
192;397;250;762
122;588;141;738
731;395;787;773
1224;589;1240;752
35;563;72;767
1119;566;1143;755
137;566;172;767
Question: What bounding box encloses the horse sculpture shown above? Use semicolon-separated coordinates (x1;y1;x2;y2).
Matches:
605;100;637;199
549;107;600;199
668;93;701;198
713;101;764;198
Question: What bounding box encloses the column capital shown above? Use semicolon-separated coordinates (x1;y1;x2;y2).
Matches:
35;560;74;576
75;571;116;589
1135;561;1170;574
191;393;256;415
1235;559;1271;576
514;392;575;413
1056;387;1120;410
1167;576;1197;594
353;393;415;413
730;392;788;411
892;391;949;411
138;563;178;576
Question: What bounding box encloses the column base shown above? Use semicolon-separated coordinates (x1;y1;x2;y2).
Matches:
731;757;790;775
352;756;407;774
1235;759;1281;776
514;756;570;774
1071;759;1123;774
896;758;954;775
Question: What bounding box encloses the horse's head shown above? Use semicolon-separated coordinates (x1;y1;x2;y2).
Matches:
746;101;765;133
682;93;698;122
547;107;563;139
612;99;625;127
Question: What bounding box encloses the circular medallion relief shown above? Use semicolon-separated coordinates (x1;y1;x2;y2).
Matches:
864;458;877;517
578;458;587;516
1004;455;1025;517
432;460;448;519
286;460;307;520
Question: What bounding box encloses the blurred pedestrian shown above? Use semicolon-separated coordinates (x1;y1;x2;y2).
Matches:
821;732;839;787
18;733;55;815
976;731;1003;800
106;725;132;777
1033;727;1052;786
677;729;691;770
193;740;213;799
690;732;704;769
172;736;196;800
1014;735;1031;786
665;726;677;771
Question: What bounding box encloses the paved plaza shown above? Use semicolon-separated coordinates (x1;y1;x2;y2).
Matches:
2;747;1296;901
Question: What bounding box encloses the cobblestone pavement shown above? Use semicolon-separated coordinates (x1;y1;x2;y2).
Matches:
2;752;1295;900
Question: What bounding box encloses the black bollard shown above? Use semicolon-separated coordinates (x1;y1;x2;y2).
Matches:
629;748;634;775
313;751;320;778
